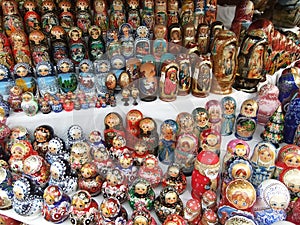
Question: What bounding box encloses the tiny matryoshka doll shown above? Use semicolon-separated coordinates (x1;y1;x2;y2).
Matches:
235;99;258;141
69;190;100;225
102;168;128;203
132;140;150;166
78;162;103;197
70;141;91;172
128;178;155;210
205;99;222;133
99;197;128;224
43;185;71;223
192;107;211;140
67;124;85;148
158;119;178;165
184;198;201;224
0;167;14;210
88;26;105;61
127;205;157;225
12;176;44;218
49;158;78;195
154;186;184;223
138;154;163;188
20;91;38;116
13;62;36;95
50;26;69;64
220;96;236;136
138;117;159;156
78;59;96;97
32;125;54;158
0;64;14;101
104;112;125;149
36;61;58;97
57;58;78;94
250;141;276;188
162;163;187;195
68;27;87;65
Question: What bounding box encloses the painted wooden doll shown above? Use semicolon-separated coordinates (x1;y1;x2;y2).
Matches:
176;111;195;133
220;96;236;136
2;0;24;37
134;26;151;60
235;99;259;141
57;58;78;94
99;197;127;225
163;214;186;225
68;27;87;65
66;124;85;148
177;54;191;96
93;0;109;34
197;23;210;55
127;205;157;225
0;33;14;71
32;125;54;158
116;152;138;185
13;62;36;94
153;24;168;61
50;25;69;64
138;154;163;187
192;107;211;141
168;24;182;54
206;99;222;133
78;59;95;97
45;136;69;165
109;0;126;30
0;64;14;101
104;112;125;149
126;109;143;149
138;62;158;102
109;135;131;161
284;93;300;144
94;59;110;97
223;139;251;168
200;128;221;155
75;0;92;36
119;23;135;59
184;198;202;224
138;117;159;156
88;25;105;61
40;0;60;36
0;167;14;210
36;61;58;97
70;141;91;172
24;6;41;35
132;140;150;166
162;163;187;194
58;0;75;33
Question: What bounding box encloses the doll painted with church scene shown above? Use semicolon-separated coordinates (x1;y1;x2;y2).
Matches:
158;119;178;165
78;60;95;97
36;61;58;97
88;26;105;61
220;96;236;136
13;62;36;95
250;141;276;188
57;58;78;94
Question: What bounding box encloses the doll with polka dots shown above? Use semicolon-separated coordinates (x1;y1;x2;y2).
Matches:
184;198;202;224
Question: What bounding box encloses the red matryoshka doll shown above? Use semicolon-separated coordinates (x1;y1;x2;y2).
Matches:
0;214;22;225
127;0;141;31
204;0;217;25
184;198;201;224
70;141;91;172
138;154;163;188
200;209;218;225
126;109;143;149
210;30;237;95
235;99;258;141
162;163;187;195
138;117;159;156
230;0;254;44
24;2;41;34
109;135;131;160
138;62;158;102
154;186;184;223
93;0;109;34
159;60;179;102
127;205;157;225
10;30;32;66
233;29;268;93
78;162;103;197
177;54;191;96
200;128;221;155
206;99;222;133
0;33;14;71
280;167;300;203
168;24;182;54
220;96;236;136
57;58;78;94
201;190;218;213
287;197;300;224
29;30;51;66
99;197;128;224
109;0;126;30
75;0;92;36
42;184;71;223
163;214;186;225
88;25;105;61
40;0;60;36
191;54;212;98
58;0;75;33
50;25;69;64
250;141;276;188
32;125;54;158
68;27;87;65
158;119;178;165
191;150;220;200
274;144;300;179
69;190;100;225
196;23;210;55
104;112;125;149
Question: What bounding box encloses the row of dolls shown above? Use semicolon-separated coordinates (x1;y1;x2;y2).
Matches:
1;119;300;224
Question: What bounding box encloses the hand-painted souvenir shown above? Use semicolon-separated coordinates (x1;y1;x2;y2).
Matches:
180;0;194;27
284;94;300;143
196;23;210;55
32;125;54;158
3;14;24;38
223;139;250;168
127;204;157;225
191;150;220;200
182;22;196;48
0;167;13;210
118;23;135;59
70;141;91;172
109;135;130;160
250;141;276;188
191;54;212;98
235;99;259;141
206;99;222;133
0;33;14;71
162;163;187;194
91;146;114;178
201;190;218;212
220;96;236;136
233;29;268;93
70;190;100;225
109;0;126;30
287;197;300;224
94;59;110;97
58;0;75;33
24;10;41;34
12;176;43;217
13;63;36;94
0;214;22;225
99;197;127;225
141;9;155;33
192;107;210;141
88;130;105;149
39;99;51;114
153;25;168;61
8;140;38;175
132;141;150;166
175;113;194;135
104;112;125;149
93;0;109;34
88;26;105;61
2;0;20;16
0;94;10;122
42;184;71;223
36;61;58;97
135;26;151;56
174;133;198;176
200;128;221;155
253;179;290;225
106;29;121;59
118;71;131;95
210;30;237;95
45;136;69;165
167;0;179;25
154;186;184;222
168;24;182;54
125;109;143;149
68;27;87;65
75;6;92;36
184;198;201;224
138;117;159;155
116;152;138;184
128;178;155;210
57;58;78;93
280;167;300;202
50;26;69;64
41;2;59;35
158;119;178;165
138;62;158;102
205;0;217;24
78;60;95;96
163;214;186;225
176;54;191;95
138;154;163;187
102;168;128;203
49;158;78;195
224;215;256;225
78;162;103;196
6;126;30;152
20;91;38;116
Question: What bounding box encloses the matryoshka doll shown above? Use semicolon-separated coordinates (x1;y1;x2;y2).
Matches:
202;190;218;212
168;24;182;54
191;150;220;200
88;130;106;150
50;25;69;64
287;195;300;224
138;154;163;188
78;59;96;97
23;0;41;34
132;140;150;166
253;179;290;225
99;197;128;225
68;27;87;65
101;168;128;203
218;98;234;137
23;155;50;188
57;58;78;94
177;54;191;95
93;0;109;34
58;0;75;33
125;109;143;149
158;119;178;165
128;178;155;210
78;162;103;197
223;139;250;167
69;190;100;225
196;23;210;55
138;117;159;156
91;146;114;178
67;125;85;148
200;128;221;155
205;99;222;133
49;158;78;195
192;107;210;140
109;135;130;161
154;186;184;223
109;0;126;30
184;198;202;224
70;141;91;172
163;214;186;225
235;99;258;141
42;184;71;223
94;59;110;97
134;26;151;60
159;60;179;102
138;61;158;102
176;112;195;135
13;62;36;95
119;23;135;59
280;167;300;203
75;0;92;36
153;25;168;61
250;141;276;188
0;65;14;102
10;30;32;66
116;152;138;185
155;0;167;25
162;163;187;195
2;0;24;37
36;61;59;97
210;30;237;95
0;167;14;210
127;205;157;225
12;176;44;218
106;29;122;59
40;0;60;36
127;0;141;31
88;25;105;61
45;136;69;165
0;33;14;71
104;112;125;149
20;91;38;116
32;125;54;158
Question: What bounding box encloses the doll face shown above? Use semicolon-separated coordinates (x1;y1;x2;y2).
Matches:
235;144;247;157
165;192;177;204
94;149;108;161
231;192;251;209
224;101;235;115
196;113;208;127
11;146;26;159
209;106;221;121
269;195;288;210
15;66;28;77
206;134;218;147
135;144;147;155
90;29;100;39
140;119;154;133
133;216;148;225
135;182;147;195
44;194;55;205
81;167;92;178
37;65;50;76
59;62;70;73
145;159;155;169
80;63;89;73
105;114;120;128
13;186;24;200
259;148;273;163
168;166;179;177
204;167;219;180
113;138;125;149
119;157;132;168
163;126;173;140
284;154;300;167
107;174;118;186
50;166;60;179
